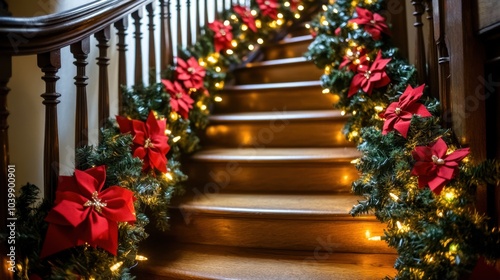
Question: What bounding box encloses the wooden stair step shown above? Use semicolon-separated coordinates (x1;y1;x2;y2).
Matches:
190;147;360;162
167;193;393;254
202;110;351;148
233;57;323;84
184;148;359;193
135;242;397;280
217;81;337;113
263;34;313;60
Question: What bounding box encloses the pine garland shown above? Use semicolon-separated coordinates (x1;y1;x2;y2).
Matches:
306;0;500;279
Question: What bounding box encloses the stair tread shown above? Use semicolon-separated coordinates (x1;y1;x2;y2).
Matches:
191;147;360;162
178;193;366;219
278;34;314;44
136;242;396;280
209;110;346;122
223;80;321;91
240;56;310;69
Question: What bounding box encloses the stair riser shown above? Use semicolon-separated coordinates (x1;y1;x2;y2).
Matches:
216;87;337;113
234;62;323;84
264;39;312;60
185;161;357;193
202;120;351;147
167;214;393;254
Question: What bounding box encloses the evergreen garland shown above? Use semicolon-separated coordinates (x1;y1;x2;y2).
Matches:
306;0;500;279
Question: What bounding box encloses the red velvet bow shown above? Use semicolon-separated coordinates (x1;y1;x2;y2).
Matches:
176;57;206;90
256;0;279;20
411;138;470;194
348;7;390;40
382;84;432;138
208;20;233;52
40;166;136;258
161;79;194;119
117;111;170;173
233;5;257;32
339;47;368;72
348;50;391;97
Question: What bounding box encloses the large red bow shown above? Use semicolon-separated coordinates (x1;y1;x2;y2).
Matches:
208;20;233;52
233;5;257;32
256;0;279;20
161;80;194;119
176;57;206;90
348;51;391;97
382;84;432;138
117;111;170;173
411;138;470;194
41;166;136;258
348;7;390;40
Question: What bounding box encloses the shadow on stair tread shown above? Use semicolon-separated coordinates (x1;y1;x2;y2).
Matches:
134;242;396;280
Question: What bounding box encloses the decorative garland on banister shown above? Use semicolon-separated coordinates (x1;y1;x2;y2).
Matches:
5;1;314;279
306;0;500;279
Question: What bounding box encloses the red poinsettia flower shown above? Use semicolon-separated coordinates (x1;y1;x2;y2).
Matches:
256;0;279;20
176;57;206;90
348;50;391;97
411;138;470;194
208;20;233;52
116;111;170;173
41;165;136;258
348;7;390;40
339;47;369;71
382;84;432;138
162;79;194;119
289;0;301;12
335;27;341;36
233;5;257;32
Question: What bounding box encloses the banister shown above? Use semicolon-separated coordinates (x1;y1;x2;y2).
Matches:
0;0;153;55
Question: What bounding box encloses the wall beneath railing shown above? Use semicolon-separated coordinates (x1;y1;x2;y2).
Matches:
5;0;221;193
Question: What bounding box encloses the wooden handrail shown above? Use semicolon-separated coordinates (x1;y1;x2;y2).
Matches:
0;0;153;55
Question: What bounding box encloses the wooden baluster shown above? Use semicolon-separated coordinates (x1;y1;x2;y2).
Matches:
160;0;174;66
147;3;157;84
114;18;128;114
70;38;91;157
204;0;209;26
432;0;450;126
37;50;61;204
187;0;193;46
95;27;111;130
166;0;174;65
411;0;426;85
160;0;169;70
196;0;201;39
222;0;226;15
214;0;218;19
425;0;439;99
132;10;144;85
177;0;183;48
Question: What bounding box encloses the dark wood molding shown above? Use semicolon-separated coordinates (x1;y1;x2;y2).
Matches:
0;0;153;55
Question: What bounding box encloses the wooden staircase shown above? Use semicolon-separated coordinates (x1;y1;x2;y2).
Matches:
136;34;396;279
